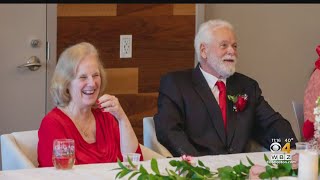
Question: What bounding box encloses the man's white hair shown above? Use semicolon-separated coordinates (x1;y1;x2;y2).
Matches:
194;19;234;63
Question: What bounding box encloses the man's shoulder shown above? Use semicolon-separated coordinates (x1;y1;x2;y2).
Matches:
230;72;258;84
158;68;195;91
161;68;194;81
164;68;193;77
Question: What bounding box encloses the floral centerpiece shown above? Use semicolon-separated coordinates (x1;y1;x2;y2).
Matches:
302;45;320;146
305;96;320;150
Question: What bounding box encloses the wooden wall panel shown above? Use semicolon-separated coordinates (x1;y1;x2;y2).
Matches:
173;4;195;15
117;4;172;16
58;4;116;17
58;15;194;92
104;68;138;94
116;93;158;143
57;4;195;142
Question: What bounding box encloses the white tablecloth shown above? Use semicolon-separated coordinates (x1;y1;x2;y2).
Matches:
0;151;291;180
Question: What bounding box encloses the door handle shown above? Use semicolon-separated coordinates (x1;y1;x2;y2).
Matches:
17;56;41;71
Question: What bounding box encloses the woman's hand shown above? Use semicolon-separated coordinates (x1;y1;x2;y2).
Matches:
97;94;127;122
97;94;139;153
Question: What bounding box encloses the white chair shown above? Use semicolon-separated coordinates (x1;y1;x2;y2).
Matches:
0;129;162;170
143;117;173;157
292;101;304;141
140;144;165;160
1;130;38;170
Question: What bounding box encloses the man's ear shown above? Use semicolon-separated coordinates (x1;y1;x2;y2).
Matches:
200;43;207;60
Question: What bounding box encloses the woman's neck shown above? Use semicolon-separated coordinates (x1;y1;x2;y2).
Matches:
59;103;96;142
59;103;92;122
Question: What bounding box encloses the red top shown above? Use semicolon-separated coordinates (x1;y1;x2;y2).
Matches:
37;107;142;167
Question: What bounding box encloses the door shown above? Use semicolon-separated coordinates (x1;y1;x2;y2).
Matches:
0;4;47;133
0;4;57;169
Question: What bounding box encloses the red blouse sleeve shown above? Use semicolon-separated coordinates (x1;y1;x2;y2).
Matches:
37;110;67;167
135;144;144;161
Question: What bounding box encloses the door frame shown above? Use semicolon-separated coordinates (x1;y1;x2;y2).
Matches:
46;4;57;113
195;4;205;67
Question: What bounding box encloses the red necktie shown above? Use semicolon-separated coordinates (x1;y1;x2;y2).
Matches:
216;81;227;130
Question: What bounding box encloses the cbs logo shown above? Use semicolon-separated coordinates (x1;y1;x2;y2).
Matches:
270;142;291;153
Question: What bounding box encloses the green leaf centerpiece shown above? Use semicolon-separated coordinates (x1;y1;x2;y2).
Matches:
113;155;266;180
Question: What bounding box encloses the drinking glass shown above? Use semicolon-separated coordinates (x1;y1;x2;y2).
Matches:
52;139;75;170
122;153;141;163
298;150;318;180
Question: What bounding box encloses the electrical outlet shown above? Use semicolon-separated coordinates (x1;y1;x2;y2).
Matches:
120;35;132;58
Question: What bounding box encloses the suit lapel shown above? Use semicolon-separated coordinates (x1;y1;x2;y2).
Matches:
192;65;226;145
226;75;243;146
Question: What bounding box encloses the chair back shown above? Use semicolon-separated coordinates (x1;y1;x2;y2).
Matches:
143;117;173;157
292;101;304;141
1;130;38;170
140;144;165;160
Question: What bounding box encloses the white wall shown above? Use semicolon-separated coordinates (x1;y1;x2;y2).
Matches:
205;4;320;139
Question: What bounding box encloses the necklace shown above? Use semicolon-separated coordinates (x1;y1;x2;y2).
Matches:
60;106;93;138
79;126;90;137
75;120;91;138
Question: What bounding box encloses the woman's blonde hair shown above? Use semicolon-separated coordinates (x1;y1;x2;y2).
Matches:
50;42;106;107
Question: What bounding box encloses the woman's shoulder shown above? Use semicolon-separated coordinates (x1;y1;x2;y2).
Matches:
40;107;70;126
43;107;63;119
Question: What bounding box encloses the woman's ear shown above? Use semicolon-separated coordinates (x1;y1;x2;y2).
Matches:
200;43;207;60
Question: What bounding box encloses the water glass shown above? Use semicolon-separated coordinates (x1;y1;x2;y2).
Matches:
295;142;310;150
52;139;75;170
298;150;318;180
122;153;141;163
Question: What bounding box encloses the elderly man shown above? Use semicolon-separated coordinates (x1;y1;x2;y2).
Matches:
154;19;297;157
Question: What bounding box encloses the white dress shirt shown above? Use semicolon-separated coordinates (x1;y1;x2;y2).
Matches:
199;66;227;105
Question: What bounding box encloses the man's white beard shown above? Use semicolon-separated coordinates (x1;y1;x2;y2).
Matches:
208;53;237;79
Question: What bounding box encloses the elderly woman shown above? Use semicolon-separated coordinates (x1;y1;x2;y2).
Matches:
37;42;142;167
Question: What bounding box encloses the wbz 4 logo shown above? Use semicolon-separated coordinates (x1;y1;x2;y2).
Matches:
269;141;292;161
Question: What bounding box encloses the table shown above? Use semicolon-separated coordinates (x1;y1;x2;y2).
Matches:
0;151;291;180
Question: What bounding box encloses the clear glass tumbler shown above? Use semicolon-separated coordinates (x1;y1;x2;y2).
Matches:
122;153;141;163
52;139;75;170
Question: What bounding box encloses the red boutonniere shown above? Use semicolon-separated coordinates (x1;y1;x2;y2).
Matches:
228;94;248;112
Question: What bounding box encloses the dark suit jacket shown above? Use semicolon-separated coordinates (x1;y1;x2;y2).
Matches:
154;65;297;157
